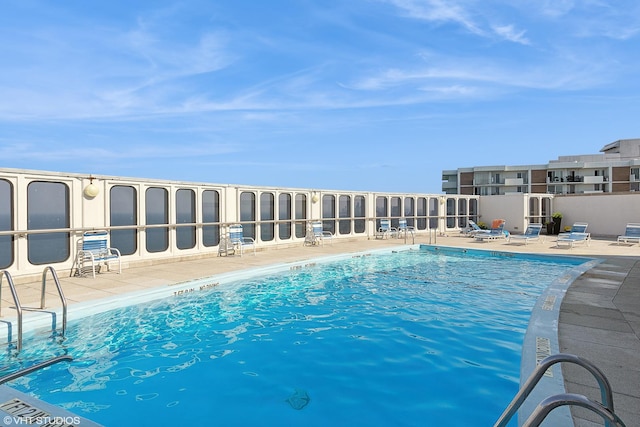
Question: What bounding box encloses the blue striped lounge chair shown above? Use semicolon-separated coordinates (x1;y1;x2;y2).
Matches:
556;232;590;248
558;222;588;237
509;223;543;245
617;223;640;245
304;221;333;246
474;219;509;242
228;224;256;256
460;220;482;237
397;218;415;239
73;230;121;278
375;219;397;239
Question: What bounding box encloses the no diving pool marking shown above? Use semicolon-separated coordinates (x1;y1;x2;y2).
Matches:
1;398;51;421
535;337;553;378
172;281;219;296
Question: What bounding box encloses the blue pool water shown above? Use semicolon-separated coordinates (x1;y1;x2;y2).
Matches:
3;247;587;426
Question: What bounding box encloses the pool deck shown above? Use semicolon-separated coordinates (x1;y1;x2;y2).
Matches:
3;233;640;426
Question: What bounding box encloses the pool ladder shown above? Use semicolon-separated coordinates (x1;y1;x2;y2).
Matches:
0;267;68;352
494;353;627;427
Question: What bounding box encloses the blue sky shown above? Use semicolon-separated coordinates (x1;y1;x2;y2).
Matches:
1;0;639;193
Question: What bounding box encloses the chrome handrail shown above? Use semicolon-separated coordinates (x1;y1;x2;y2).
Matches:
0;355;73;385
0;270;23;351
523;393;626;427
494;353;615;427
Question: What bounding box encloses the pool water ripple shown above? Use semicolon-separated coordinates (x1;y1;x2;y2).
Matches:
1;249;587;426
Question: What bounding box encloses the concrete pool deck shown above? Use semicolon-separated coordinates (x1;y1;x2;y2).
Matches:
3;233;639;426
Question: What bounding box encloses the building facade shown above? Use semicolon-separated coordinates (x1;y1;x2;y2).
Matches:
442;139;640;195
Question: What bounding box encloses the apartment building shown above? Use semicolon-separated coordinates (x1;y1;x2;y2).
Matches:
442;139;640;195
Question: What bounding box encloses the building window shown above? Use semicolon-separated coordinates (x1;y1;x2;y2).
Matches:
390;197;401;228
404;197;415;228
354;195;365;233
376;196;388;230
338;195;351;235
176;189;196;250
260;192;275;242
240;192;256;239
27;181;70;264
145;187;169;253
322;194;336;235
110;185;138;256
416;197;427;230
279;193;292;240
202;190;220;247
0;179;14;269
294;194;307;238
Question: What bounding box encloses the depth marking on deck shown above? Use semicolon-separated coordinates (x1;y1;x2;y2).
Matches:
535;337;553;377
542;295;556;311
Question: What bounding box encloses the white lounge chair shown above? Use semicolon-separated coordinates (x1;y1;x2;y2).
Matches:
460;220;483;237
228;224;256;256
474;219;509;242
304;221;333;246
556;232;590;248
558;222;588;237
397;218;415;239
617;223;640;245
509;224;543;245
375;219;397;239
72;230;121;278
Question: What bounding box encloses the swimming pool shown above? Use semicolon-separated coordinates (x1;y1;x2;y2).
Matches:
2;247;589;426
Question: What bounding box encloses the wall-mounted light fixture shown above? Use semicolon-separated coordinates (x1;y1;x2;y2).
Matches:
84;176;100;198
439;195;447;205
311;191;319;204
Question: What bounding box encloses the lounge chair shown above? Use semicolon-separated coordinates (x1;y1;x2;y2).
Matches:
71;230;121;278
228;224;256;256
558;222;588;237
397;218;415;239
375;219;397;239
304;221;333;246
474;219;509;242
617;223;640;245
509;223;543;245
556;232;590;248
460;220;483;237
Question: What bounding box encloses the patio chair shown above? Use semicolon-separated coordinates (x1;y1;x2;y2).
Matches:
556;232;590;249
509;223;543;245
460;220;483;237
375;219;397;239
397;218;415;239
228;224;256;256
304;221;333;246
474;219;509;242
71;230;122;278
558;222;588;237
617;223;640;245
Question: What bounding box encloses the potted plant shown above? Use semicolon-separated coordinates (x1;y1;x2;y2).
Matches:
552;212;563;235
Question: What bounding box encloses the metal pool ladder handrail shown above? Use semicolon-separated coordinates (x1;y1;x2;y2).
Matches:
494;353;623;427
22;266;68;337
0;354;73;385
1;267;68;353
523;393;627;427
0;270;24;351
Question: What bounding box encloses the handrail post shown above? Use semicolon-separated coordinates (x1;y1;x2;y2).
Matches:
0;270;23;352
42;266;68;337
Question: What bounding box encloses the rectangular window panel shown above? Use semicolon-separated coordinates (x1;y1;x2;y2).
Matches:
390;197;401;228
110;185;138;256
338;195;351;235
202;190;220;247
240;192;256;239
417;197;427;230
27;181;70;264
145;187;169;253
279;193;292;240
0;179;14;269
294;194;307;238
376;196;387;230
354;195;365;234
322;194;336;234
260;193;274;242
404;197;415;227
176;189;196;250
